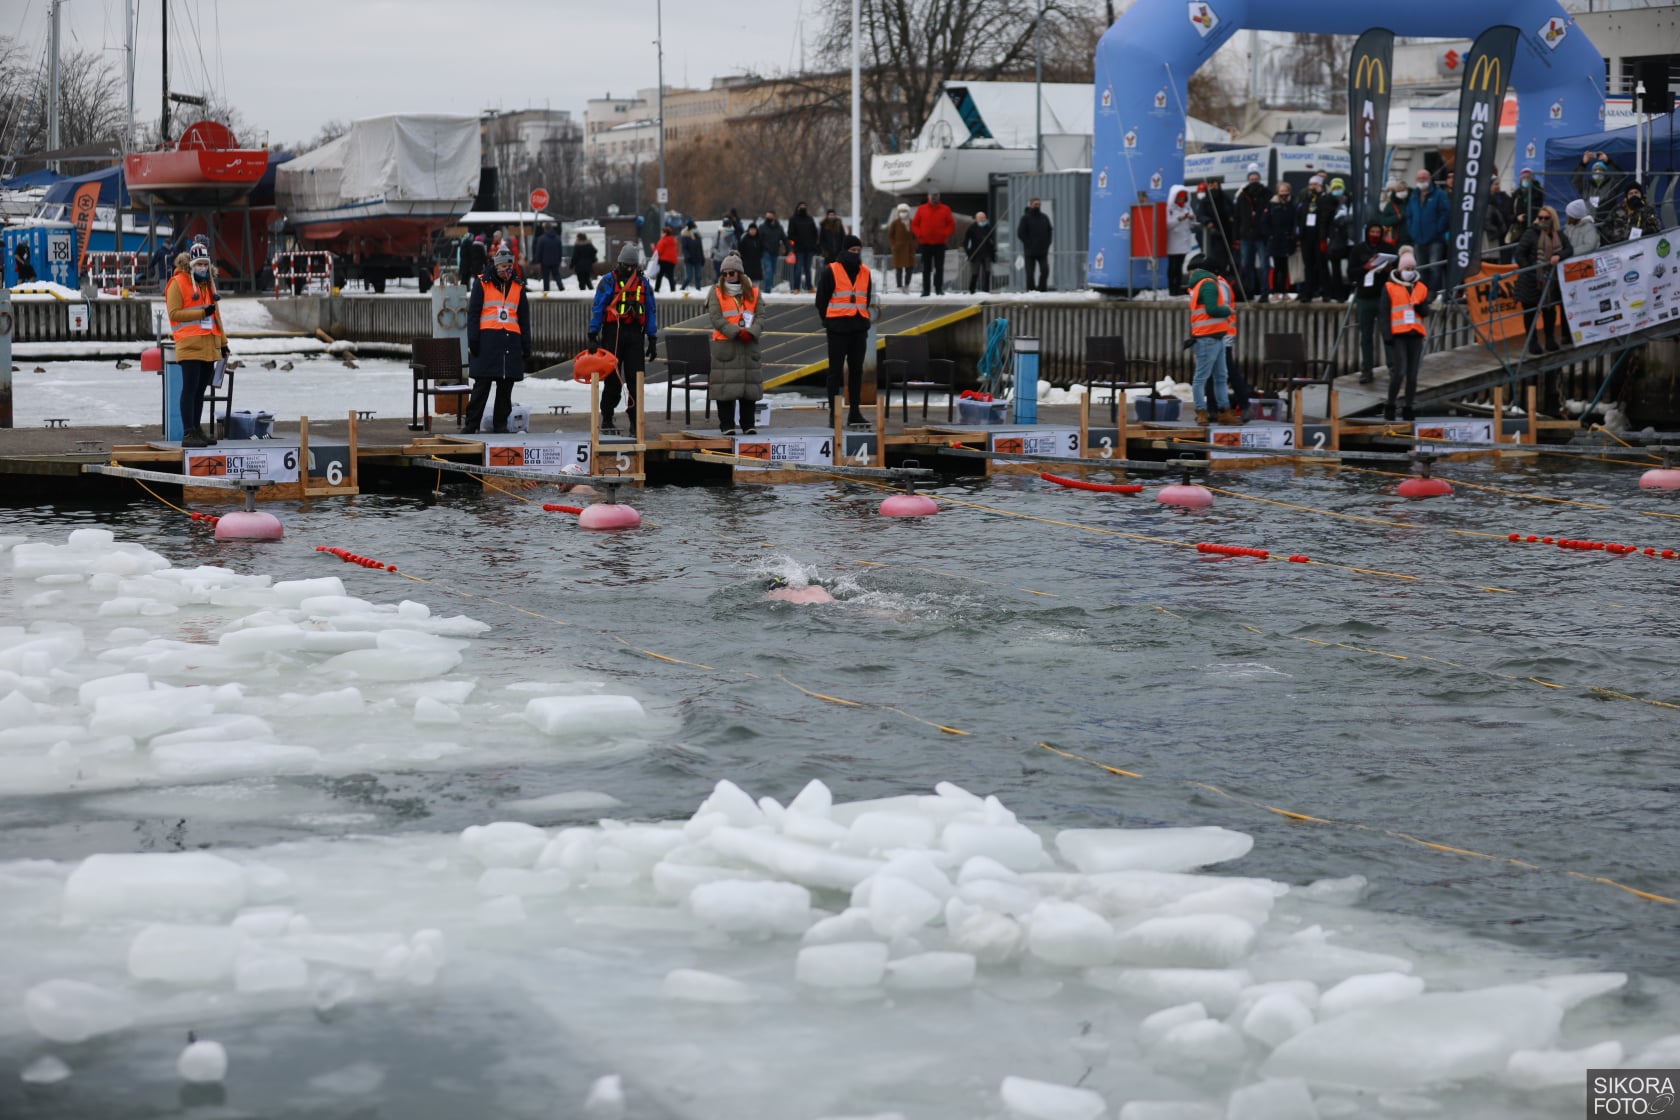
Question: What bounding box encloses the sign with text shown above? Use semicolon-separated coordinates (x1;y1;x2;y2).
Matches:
1209;423;1295;460
183;446;300;483
1414;418;1493;447
67;304;89;333
1556;234;1680;345
990;429;1081;462
733;434;823;471
482;438;591;472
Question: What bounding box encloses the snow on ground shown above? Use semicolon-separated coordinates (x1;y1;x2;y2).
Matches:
0;531;1673;1118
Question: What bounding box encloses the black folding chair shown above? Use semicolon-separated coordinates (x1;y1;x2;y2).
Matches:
880;335;957;422
1085;335;1159;422
664;334;713;425
1259;332;1336;420
410;337;472;432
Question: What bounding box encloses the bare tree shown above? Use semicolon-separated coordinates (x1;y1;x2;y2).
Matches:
1271;33;1351;113
0;42;126;156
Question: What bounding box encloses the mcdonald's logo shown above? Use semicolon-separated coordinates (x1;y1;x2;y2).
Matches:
1468;54;1503;93
1354;55;1386;95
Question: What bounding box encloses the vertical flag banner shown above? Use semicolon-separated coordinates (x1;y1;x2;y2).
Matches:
1449;25;1520;293
70;181;101;277
1346;29;1395;227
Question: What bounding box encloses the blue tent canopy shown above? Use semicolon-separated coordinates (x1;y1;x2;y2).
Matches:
1545;111;1680;219
1;168;65;189
41;164;129;209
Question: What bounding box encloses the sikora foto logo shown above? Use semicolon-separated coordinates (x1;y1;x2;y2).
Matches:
1588;1069;1677;1116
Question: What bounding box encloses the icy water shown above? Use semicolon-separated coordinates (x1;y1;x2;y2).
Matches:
0;458;1677;1119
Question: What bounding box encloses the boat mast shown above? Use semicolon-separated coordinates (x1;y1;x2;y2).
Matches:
46;0;62;165
161;0;169;143
124;0;136;150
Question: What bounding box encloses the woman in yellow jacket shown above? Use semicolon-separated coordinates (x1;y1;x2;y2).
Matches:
165;242;229;447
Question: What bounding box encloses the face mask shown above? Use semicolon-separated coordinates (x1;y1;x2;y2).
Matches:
1395;189;1409;200
190;261;209;277
1630;196;1644;207
977;219;989;226
1248;175;1260;185
1521;177;1533;187
1415;182;1430;192
1368;231;1383;244
617;265;634;278
1399;268;1418;282
724;280;742;294
1331;188;1344;197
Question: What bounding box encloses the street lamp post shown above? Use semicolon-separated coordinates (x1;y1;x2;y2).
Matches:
1034;0;1044;174
656;0;667;225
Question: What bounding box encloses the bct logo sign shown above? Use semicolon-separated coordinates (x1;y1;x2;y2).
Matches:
1187;2;1218;37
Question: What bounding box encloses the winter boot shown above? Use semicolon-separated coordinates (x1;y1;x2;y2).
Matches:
1194;408;1210;425
1216;409;1242;425
181;430;209;449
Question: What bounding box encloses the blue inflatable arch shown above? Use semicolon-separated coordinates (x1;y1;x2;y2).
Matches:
1089;0;1604;289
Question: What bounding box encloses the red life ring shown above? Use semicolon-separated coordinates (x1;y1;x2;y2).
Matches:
573;348;618;384
1040;471;1143;494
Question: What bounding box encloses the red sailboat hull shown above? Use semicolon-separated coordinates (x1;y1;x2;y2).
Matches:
124;149;270;208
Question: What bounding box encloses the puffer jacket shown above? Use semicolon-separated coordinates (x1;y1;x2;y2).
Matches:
704;282;765;402
1601;199;1659;246
164;255;227;363
467;265;531;379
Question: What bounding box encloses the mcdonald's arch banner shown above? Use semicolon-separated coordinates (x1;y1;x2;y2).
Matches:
1346;29;1395;227
1449;25;1520;293
70;181;101;277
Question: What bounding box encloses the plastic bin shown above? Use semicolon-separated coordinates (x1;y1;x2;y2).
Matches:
1134;396;1182;423
956;398;1011;425
225;410;256;440
1243;398;1284;422
254;411;275;439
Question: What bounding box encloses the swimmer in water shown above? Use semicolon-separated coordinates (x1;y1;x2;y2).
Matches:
557;462;597;497
763;576;835;604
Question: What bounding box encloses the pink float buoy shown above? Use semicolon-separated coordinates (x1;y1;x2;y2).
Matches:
1155;483;1214;508
214;511;284;540
879;493;939;517
1638;468;1680;490
1397;477;1454;499
577;503;642;530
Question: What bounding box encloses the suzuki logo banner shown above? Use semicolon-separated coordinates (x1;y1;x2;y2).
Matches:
1347;29;1395;228
1449;25;1520;293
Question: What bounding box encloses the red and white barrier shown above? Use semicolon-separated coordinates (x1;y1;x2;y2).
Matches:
272;251;334;297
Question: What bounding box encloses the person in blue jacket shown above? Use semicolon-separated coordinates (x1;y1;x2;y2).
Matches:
587;243;659;433
1403;170;1450;298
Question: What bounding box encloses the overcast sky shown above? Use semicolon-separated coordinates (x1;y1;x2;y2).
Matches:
12;0;813;147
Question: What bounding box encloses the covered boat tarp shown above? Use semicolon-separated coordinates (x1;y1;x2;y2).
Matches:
2;168;65;190
1545;112;1680;220
42;164;129;209
276;115;480;214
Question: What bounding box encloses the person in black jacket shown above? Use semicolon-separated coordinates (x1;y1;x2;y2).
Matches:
1297;175;1336;302
787;203;820;292
738;224;764;283
962;212;998;293
1513;206;1573;355
814;234;878;427
759;210;789;291
1484;175;1514;257
569;234;598;290
818;208;847;266
1234;163;1269;301
1352;221;1393;383
532;225;564;291
458;235;487;287
1262;182;1299;301
1194;180;1238;286
464;247;531;434
1016;198;1053;291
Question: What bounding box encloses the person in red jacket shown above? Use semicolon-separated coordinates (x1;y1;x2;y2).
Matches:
653;225;679;293
911;192;955;296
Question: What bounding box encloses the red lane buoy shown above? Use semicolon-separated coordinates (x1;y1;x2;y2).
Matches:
577;503;642;530
1039;472;1144;494
214;511;284;541
543;504;585;515
1156;483;1213;509
1397;477;1454;499
879;493;939;518
1638;468;1680;490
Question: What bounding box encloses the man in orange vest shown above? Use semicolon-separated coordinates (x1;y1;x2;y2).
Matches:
1378;246;1429;422
588;243;660;433
1186;254;1234;425
165;242;228;447
814;234;878;427
465;246;531;433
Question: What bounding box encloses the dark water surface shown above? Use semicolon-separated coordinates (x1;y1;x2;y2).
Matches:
0;457;1676;1115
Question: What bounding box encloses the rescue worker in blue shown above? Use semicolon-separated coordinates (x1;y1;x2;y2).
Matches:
588;243;660;433
464;246;531;434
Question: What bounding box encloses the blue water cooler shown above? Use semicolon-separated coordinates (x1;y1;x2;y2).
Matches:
1012;335;1039;424
160;341;184;441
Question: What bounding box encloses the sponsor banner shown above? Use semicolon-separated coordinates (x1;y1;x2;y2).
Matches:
1414;418;1494;448
183;447;301;484
1462;262;1526;345
1556;235;1679;344
733;434;829;472
481;438;592;472
1346;29;1395;228
1208;423;1295;460
990;429;1082;463
1449;26;1520;293
70;182;100;276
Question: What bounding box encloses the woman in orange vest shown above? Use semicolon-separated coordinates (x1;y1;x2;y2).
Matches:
1185;254;1234;426
165;242;228;447
464;246;531;433
704;252;764;435
1378;246;1429;422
